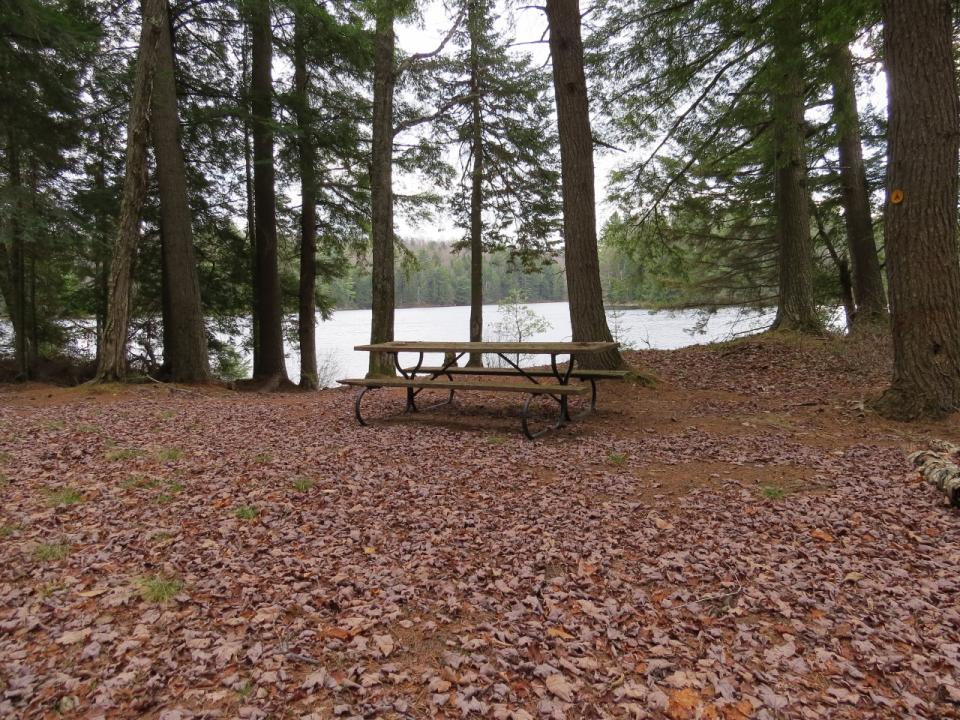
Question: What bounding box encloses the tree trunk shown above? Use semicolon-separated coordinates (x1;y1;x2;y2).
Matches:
368;6;396;377
294;11;318;389
874;0;960;420
769;0;820;333
95;0;164;382
4;136;28;379
249;0;287;382
829;43;887;326
545;0;625;370
152;0;209;382
815;207;857;328
93;133;109;361
241;23;259;374
467;0;484;368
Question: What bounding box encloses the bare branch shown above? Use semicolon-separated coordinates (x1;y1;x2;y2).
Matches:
396;7;466;76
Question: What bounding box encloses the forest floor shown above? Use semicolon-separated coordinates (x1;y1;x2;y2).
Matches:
1;333;959;720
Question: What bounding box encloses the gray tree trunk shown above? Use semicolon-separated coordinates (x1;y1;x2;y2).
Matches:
769;0;821;333
368;7;396;377
829;43;887;327
875;0;960;420
545;0;625;370
152;0;209;382
249;0;288;383
294;11;318;389
467;0;484;368
95;0;164;382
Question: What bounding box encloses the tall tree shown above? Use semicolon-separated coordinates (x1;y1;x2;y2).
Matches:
874;0;960;419
443;0;561;367
545;0;625;369
293;5;318;389
152;0;209;382
249;0;287;384
1;0;96;378
367;1;397;377
96;0;163;381
769;0;819;333
828;42;887;326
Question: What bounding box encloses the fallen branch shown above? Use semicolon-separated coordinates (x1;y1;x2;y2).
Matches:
909;441;960;506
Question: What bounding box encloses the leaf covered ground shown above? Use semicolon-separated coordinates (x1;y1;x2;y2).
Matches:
1;334;959;719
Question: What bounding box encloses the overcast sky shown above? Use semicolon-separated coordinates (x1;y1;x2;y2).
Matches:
392;0;622;244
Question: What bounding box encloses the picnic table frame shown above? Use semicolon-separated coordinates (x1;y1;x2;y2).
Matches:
344;341;621;439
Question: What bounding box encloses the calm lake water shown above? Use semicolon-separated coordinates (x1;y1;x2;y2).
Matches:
293;302;774;385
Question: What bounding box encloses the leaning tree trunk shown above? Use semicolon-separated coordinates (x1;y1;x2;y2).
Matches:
829;43;887;327
95;0;164;382
294;11;318;389
467;1;484;368
874;0;960;420
152;0;209;383
368;6;397;378
545;0;625;370
249;0;287;384
769;0;820;334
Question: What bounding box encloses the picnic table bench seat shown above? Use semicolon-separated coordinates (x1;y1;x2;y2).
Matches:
339;377;591;395
402;366;630;379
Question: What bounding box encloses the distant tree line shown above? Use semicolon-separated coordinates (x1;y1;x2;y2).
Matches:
326;242;567;309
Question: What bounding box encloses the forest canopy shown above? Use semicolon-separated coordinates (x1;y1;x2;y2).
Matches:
2;0;959;418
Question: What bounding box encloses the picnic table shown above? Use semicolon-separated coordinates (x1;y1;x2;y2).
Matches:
339;341;627;439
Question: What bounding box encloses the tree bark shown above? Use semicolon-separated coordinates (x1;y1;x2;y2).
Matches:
467;0;484;367
241;23;258;373
3;136;28;379
545;0;625;370
152;0;209;382
874;0;960;420
249;0;287;382
95;0;164;382
294;11;318;389
93;131;109;361
368;5;396;377
769;0;820;333
829;43;887;327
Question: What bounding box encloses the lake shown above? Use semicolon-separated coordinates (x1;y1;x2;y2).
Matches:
291;302;775;385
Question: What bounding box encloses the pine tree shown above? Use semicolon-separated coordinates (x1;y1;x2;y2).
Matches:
96;0;164;382
1;0;97;377
248;0;288;384
768;0;819;333
441;0;562;366
546;0;625;369
874;0;960;419
152;0;209;382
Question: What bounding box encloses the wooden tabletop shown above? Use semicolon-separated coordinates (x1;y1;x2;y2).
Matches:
355;341;617;354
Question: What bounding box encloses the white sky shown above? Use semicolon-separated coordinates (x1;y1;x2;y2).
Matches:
393;0;621;243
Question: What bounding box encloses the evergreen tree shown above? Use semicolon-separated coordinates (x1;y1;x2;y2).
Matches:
0;0;97;377
152;0;209;382
440;0;561;366
874;0;960;419
546;0;625;369
248;0;288;384
96;0;164;382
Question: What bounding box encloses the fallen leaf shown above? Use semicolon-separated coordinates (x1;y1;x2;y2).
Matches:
545;673;575;702
56;629;91;645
